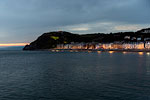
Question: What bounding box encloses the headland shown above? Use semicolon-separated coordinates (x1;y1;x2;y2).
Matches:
23;28;150;52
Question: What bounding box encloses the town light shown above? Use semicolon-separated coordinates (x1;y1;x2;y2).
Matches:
147;52;150;55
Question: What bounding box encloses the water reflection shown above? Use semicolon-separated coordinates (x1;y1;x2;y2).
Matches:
138;52;144;55
146;52;150;56
146;54;150;75
97;51;101;54
0;51;150;100
122;52;127;54
109;51;114;54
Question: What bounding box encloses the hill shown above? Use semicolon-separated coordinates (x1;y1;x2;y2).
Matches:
23;28;150;50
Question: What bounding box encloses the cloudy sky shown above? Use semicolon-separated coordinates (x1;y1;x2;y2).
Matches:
0;0;150;44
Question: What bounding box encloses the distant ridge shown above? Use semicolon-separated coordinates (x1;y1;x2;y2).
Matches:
23;28;150;50
137;28;150;33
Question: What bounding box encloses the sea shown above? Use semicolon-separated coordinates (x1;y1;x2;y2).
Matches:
0;50;150;100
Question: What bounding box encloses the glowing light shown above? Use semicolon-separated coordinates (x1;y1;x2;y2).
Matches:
138;52;144;55
88;51;92;53
56;50;59;52
52;50;55;52
97;51;101;54
70;50;73;52
123;52;127;54
109;51;114;54
147;52;150;55
0;43;29;47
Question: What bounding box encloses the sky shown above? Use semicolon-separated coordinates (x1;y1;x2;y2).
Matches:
0;0;150;46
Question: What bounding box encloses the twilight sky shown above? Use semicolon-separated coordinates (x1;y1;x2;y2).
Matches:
0;0;150;44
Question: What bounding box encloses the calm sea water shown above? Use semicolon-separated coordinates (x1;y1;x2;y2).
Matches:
0;51;150;100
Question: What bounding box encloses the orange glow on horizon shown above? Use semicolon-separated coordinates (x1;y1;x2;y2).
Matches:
0;43;29;47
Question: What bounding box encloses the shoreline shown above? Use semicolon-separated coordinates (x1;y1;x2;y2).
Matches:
31;49;150;53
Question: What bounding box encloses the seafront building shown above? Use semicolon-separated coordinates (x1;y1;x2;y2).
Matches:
55;42;150;50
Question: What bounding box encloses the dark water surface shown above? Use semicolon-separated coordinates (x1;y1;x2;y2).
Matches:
0;51;150;100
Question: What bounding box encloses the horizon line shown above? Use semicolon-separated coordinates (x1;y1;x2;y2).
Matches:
0;43;29;47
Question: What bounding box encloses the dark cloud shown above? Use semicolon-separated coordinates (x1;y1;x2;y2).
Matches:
0;0;150;43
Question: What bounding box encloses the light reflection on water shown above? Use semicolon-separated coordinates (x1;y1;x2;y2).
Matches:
0;51;150;100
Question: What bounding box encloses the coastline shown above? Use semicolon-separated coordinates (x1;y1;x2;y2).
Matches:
28;49;150;53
